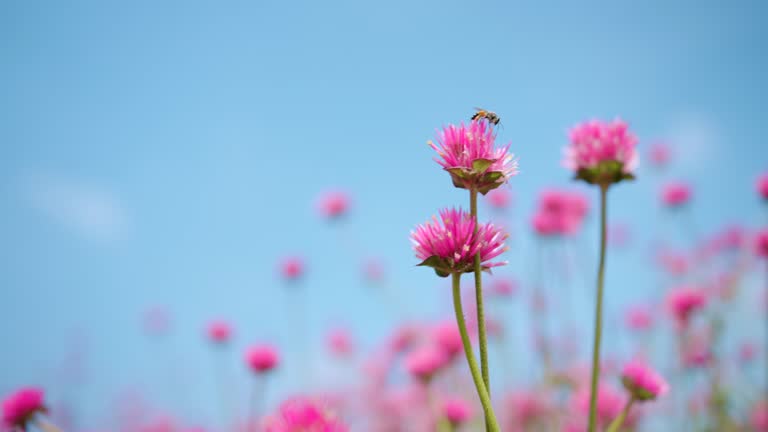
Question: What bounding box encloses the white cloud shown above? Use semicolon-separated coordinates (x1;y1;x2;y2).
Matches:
24;173;129;243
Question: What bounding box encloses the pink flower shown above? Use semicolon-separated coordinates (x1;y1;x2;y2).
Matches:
620;360;669;401
505;391;548;426
531;189;589;237
429;120;518;194
490;277;517;298
661;181;692;207
2;388;46;429
205;320;232;345
739;342;757;364
648;142;671;168
431;321;463;359
327;328;354;357
245;345;280;373
316;190;350;220
443;397;473;426
388;323;421;353
264;398;348;432
755;229;768;258
757;173;768;201
624;305;653;331
751;400;768;432
572;385;629;428
486;188;512;210
279;256;305;281
411;208;508;277
405;346;449;382
667;287;707;326
657;249;690;276
564;119;638;185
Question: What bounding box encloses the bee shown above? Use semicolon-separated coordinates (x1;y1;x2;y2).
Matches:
471;107;501;126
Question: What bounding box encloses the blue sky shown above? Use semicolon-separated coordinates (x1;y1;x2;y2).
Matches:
1;0;767;428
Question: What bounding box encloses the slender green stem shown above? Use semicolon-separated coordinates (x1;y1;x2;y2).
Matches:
587;184;609;432
469;188;491;432
606;396;634;432
452;273;500;432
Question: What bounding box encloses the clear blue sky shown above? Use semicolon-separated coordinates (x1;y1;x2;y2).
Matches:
1;0;766;428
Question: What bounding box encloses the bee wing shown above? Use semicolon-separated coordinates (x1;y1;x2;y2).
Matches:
473;107;486;112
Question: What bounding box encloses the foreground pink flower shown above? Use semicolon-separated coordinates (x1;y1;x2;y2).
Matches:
667;287;707;326
205;320;232;345
264;398;347;432
411;208;508;277
405;345;449;382
755;229;768;258
279;256;305;281
648;142;671;168
757;173;768;201
620;361;668;401
661;181;692;208
245;345;280;373
2;388;46;430
428;120;518;194
316;190;350;220
564;119;638;185
443;397;473;427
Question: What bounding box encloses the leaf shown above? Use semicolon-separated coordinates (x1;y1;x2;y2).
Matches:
471;158;495;174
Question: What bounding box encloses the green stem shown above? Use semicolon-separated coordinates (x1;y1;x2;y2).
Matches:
587;184;609;432
469;188;491;432
606;396;634;432
452;273;500;432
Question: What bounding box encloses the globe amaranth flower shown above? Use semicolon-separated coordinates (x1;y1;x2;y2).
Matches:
564;119;638;186
757;173;768;201
245;345;280;373
264;398;348;432
405;345;449;383
667;287;707;327
755;229;768;258
206;320;233;345
661;181;692;208
428;120;518;194
443;397;473;427
620;360;669;401
316;190;351;220
411;208;508;277
2;388;46;430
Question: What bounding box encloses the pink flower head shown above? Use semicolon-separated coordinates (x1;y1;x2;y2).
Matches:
411;208;508;277
624;305;653;332
661;181;692;208
486;188;512;210
245;345;280;373
2;388;46;429
757;173;768;201
564;119;638;186
265;397;348;432
490;277;517;298
206;320;232;345
428;120;518;194
739;342;757;364
648;142;671;168
751;400;768;432
667;287;707;326
279;256;305;281
572;385;628;428
443;397;472;426
388;323;420;353
316;190;350;220
506;391;548;426
755;229;768;258
327;328;354;357
531;189;589;237
431;321;462;359
620;360;669;401
404;345;449;382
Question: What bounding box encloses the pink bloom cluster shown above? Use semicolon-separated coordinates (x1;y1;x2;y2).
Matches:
661;181;692;207
667;287;707;327
531;189;589;236
564;119;639;185
411;208;508;276
429;120;518;194
264;398;348;432
245;345;280;373
620;360;669;401
205;320;232;344
316;190;350;220
2;388;45;429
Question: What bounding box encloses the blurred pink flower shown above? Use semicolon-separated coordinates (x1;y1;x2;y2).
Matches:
621;360;669;401
264;397;347;432
245;345;280;373
757;173;768;201
316;190;350;220
411;208;508;277
656;249;690;276
205;320;232;345
661;181;692;208
531;189;589;237
648;142;671;168
486;188;512;210
279;256;305;281
362;258;385;283
431;321;463;359
2;388;46;430
443;397;473;426
755;229;768;258
624;305;653;332
429;120;518;194
389;323;421;353
490;277;518;298
667;287;707;327
505;391;549;427
327;328;354;357
564;119;638;185
751;400;768;432
405;345;449;382
572;385;630;429
738;342;757;364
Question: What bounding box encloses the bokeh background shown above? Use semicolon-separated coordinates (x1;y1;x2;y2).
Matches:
1;0;767;430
